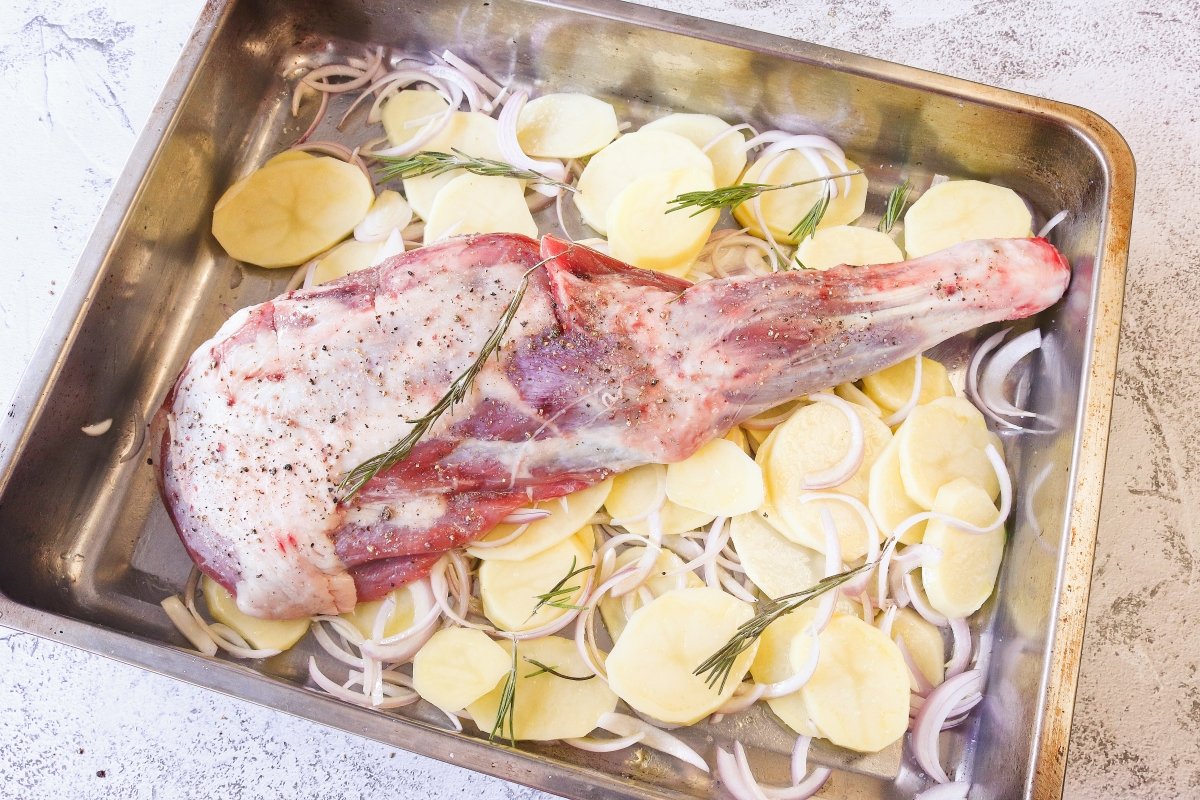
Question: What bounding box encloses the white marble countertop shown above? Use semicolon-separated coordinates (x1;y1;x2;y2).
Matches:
2;0;1198;797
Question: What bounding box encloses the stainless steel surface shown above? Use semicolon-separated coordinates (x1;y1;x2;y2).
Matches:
0;0;1132;798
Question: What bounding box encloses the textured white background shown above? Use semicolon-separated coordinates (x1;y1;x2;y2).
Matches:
2;0;1198;798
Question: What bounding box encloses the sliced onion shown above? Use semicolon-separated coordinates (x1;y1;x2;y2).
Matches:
354;192;413;242
596;712;708;772
904;573;949;628
311;619;365;668
608;468;667;527
160;595;218;656
882;355;924;426
749;152;789;271
911;669;984;783
915;782;970;800
886;444;1012;538
715;682;766;714
564;732;645;753
715;740;831;800
702;122;758;153
302;64;372;93
876;603;898;637
966;329;1016;429
945;616;973;678
180;570;281;660
496;90;568;195
501;507;553;524
81;418;113;436
440;50;503;97
294;89;329;146
798;492;880;594
757;627;821;698
698;516;732;587
978;329;1043;420
308;657;419;709
1037;209;1069;238
759;134;850;198
896;634;935;696
611;509;664;597
799;394;865;489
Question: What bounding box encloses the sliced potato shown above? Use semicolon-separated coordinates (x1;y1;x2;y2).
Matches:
868;437;927;544
861;356;955;416
423;173;538;243
729;512;824;599
479;534;593;632
640;113;748;188
732;153;868;245
468;635;618;740
468;479;612;561
575;130;713;235
903;179;1033;258
605;464;715;536
606;587;757;725
262;150;315;168
598;547;702;640
758;401;893;560
212;156;374;268
921;478;1004;619
413;627;511;712
834;382;882;417
794;225;903;271
750;604;822;737
897;396;999;509
665;438;765;517
801;613;910;753
724;425;749;452
885;606;946;691
202;576;309;650
340;584;418;639
517;93;619;159
312;238;385;285
382;89;452;150
607;168;719;276
402;111;507;220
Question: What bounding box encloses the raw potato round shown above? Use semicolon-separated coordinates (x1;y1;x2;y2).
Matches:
480;534;593;632
517;93;620;159
605;464;715;536
800;613;910;753
423;174;538;243
920;477;1004;619
382;89;452;150
749;604;822;737
758;401;893;560
897;396;999;509
202;576;310;650
732;153;868;245
729;512;824;600
903;179;1033;258
868;437;927;545
884;606;945;692
724;425;749;452
606;587;757;725
340;584;418;639
606;168;719;276
468;478;613;561
598;547;702;640
468;635;618;741
212;156;374;268
413;627;511;713
665;438;765;517
794;225;903;271
574;130;714;235
312;238;385;285
861;356;955;416
640;113;748;187
402;111;507;220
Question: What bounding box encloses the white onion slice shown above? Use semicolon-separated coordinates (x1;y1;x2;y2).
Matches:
915;782;970;800
354;192;413;242
757;627;821;698
160;596;218;656
904;573;949;628
608;468;667;527
882;354;923;427
911;669;984;783
876;603;898;637
596;712;709;772
896;634;935;696
886;445;1012;538
311;619;365;668
798;492;880;595
1037;209;1069;238
440;50;503;97
563;732;645;753
715;740;831;800
800;393;865;489
81;419;113;436
978;329;1043;419
496;90;569;195
945;617;973;678
714;682;767;714
611;509;664;597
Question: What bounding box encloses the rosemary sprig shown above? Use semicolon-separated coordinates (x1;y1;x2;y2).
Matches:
693;558;877;692
877;179;912;233
666;169;863;217
788;184;831;246
523;658;595;681
527;557;594;620
490;639;518;746
374;148;575;191
336;257;552;502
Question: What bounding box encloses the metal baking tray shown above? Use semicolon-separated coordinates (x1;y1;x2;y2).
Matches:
0;0;1132;797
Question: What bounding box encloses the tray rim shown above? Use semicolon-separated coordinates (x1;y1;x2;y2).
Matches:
0;0;1134;798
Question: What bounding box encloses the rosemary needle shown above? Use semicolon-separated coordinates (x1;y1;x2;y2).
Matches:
665;169;862;216
336;256;554;503
527;557;594;620
877;179;912;233
374;148;575;191
788;184;831;247
523;658;594;681
692;556;879;692
490;639;519;746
